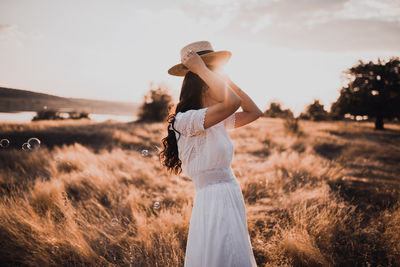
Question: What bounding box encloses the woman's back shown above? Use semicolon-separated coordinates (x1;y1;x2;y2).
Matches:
172;107;236;179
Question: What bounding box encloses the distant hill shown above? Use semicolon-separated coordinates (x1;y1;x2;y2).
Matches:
0;87;139;116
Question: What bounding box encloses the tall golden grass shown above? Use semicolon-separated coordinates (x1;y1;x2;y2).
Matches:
0;118;399;266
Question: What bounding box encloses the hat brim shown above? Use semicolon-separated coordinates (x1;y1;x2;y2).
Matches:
168;50;232;77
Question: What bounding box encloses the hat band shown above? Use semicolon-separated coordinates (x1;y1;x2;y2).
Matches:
197;50;213;55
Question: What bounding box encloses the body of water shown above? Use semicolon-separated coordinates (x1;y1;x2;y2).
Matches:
89;113;137;122
0;112;137;123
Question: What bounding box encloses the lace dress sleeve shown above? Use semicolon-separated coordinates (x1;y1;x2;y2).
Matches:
224;112;236;131
174;107;209;137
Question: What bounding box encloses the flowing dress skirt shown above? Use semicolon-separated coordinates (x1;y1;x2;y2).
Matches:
184;168;257;267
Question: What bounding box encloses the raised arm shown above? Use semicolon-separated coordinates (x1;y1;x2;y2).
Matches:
181;50;242;129
217;72;263;128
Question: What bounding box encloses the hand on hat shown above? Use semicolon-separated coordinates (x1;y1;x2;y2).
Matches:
181;50;207;75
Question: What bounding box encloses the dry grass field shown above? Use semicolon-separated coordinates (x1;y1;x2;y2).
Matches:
0;117;399;267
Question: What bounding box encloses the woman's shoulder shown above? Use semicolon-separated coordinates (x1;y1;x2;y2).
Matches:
176;107;207;114
173;108;211;137
175;107;208;120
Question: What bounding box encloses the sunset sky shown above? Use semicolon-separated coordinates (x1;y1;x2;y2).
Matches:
1;0;399;115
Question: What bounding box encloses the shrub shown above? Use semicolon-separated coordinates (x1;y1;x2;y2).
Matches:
284;117;302;135
32;109;63;121
299;99;329;121
68;111;89;120
137;83;174;122
32;109;90;121
264;102;294;119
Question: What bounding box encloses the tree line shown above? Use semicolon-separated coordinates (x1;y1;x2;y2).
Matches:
138;57;400;130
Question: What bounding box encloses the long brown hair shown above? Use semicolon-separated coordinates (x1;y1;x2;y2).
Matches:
159;71;209;175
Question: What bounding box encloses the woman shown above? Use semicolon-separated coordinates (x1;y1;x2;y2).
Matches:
160;41;262;267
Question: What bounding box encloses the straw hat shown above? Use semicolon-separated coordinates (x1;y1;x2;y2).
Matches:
168;41;231;76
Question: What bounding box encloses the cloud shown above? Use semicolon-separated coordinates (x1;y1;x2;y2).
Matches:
287;19;399;51
149;0;400;52
0;24;20;42
243;0;348;21
0;24;43;45
339;0;400;21
0;25;12;30
214;0;400;51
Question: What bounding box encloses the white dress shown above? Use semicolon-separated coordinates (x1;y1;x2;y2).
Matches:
171;107;258;267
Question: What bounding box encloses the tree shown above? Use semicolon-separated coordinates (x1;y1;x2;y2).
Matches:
331;57;400;129
32;109;63;121
32;109;90;121
68;111;89;120
299;99;329;121
263;102;294;119
137;82;174;122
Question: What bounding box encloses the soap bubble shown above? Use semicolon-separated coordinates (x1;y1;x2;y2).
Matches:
141;149;149;157
111;218;119;226
0;139;10;148
54;155;63;163
22;142;31;151
82;170;90;178
51;245;59;254
27;137;41;151
153;201;160;210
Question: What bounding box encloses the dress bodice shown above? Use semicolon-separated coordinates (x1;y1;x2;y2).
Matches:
170;107;236;184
